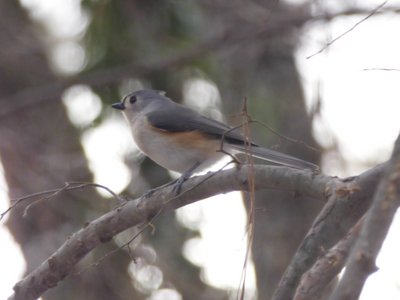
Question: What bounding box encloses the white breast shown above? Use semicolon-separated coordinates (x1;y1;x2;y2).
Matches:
129;115;225;173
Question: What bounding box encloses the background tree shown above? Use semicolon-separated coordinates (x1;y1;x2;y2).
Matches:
2;1;398;300
0;1;139;299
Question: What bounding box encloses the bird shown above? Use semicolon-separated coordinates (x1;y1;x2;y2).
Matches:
112;89;318;193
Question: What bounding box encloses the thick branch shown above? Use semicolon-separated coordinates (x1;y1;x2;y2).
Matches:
294;217;364;300
329;133;400;300
272;162;386;300
8;162;386;300
9;165;331;300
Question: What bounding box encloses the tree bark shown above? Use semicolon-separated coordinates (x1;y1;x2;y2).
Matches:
0;1;136;299
213;3;322;298
7;163;387;300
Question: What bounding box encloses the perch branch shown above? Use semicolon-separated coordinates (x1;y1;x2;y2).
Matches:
9;165;336;300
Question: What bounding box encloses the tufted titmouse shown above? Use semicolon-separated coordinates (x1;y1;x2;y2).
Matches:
112;90;318;187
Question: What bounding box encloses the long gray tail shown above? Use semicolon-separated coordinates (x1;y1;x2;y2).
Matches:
227;144;319;172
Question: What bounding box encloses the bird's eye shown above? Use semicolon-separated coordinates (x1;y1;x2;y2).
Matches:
129;96;137;104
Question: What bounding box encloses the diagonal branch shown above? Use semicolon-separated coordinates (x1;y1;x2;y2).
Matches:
9;165;329;300
306;0;389;59
329;132;400;300
272;162;387;300
294;216;364;300
8;162;386;300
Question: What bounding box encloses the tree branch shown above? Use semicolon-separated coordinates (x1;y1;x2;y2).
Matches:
294;217;364;300
329;133;400;300
272;162;387;300
306;0;389;59
8;162;386;300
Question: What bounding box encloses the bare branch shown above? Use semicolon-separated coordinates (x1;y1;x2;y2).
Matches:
1;182;123;221
272;162;386;300
307;0;389;59
329;133;400;300
238;97;256;300
363;68;400;72
8;162;387;300
294;217;364;300
8;165;336;300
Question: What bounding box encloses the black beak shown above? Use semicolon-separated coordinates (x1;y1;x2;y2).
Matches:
112;102;125;110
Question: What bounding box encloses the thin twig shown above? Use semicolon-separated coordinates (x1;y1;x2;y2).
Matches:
1;182;121;221
248;119;321;153
363;68;400;71
307;0;389;59
23;183;72;218
67;181;126;204
238;97;256;300
74;220;149;276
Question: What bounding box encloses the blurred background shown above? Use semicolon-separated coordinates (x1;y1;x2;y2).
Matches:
1;0;399;299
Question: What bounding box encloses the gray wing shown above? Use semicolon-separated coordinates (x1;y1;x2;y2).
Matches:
147;103;249;145
147;103;319;171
